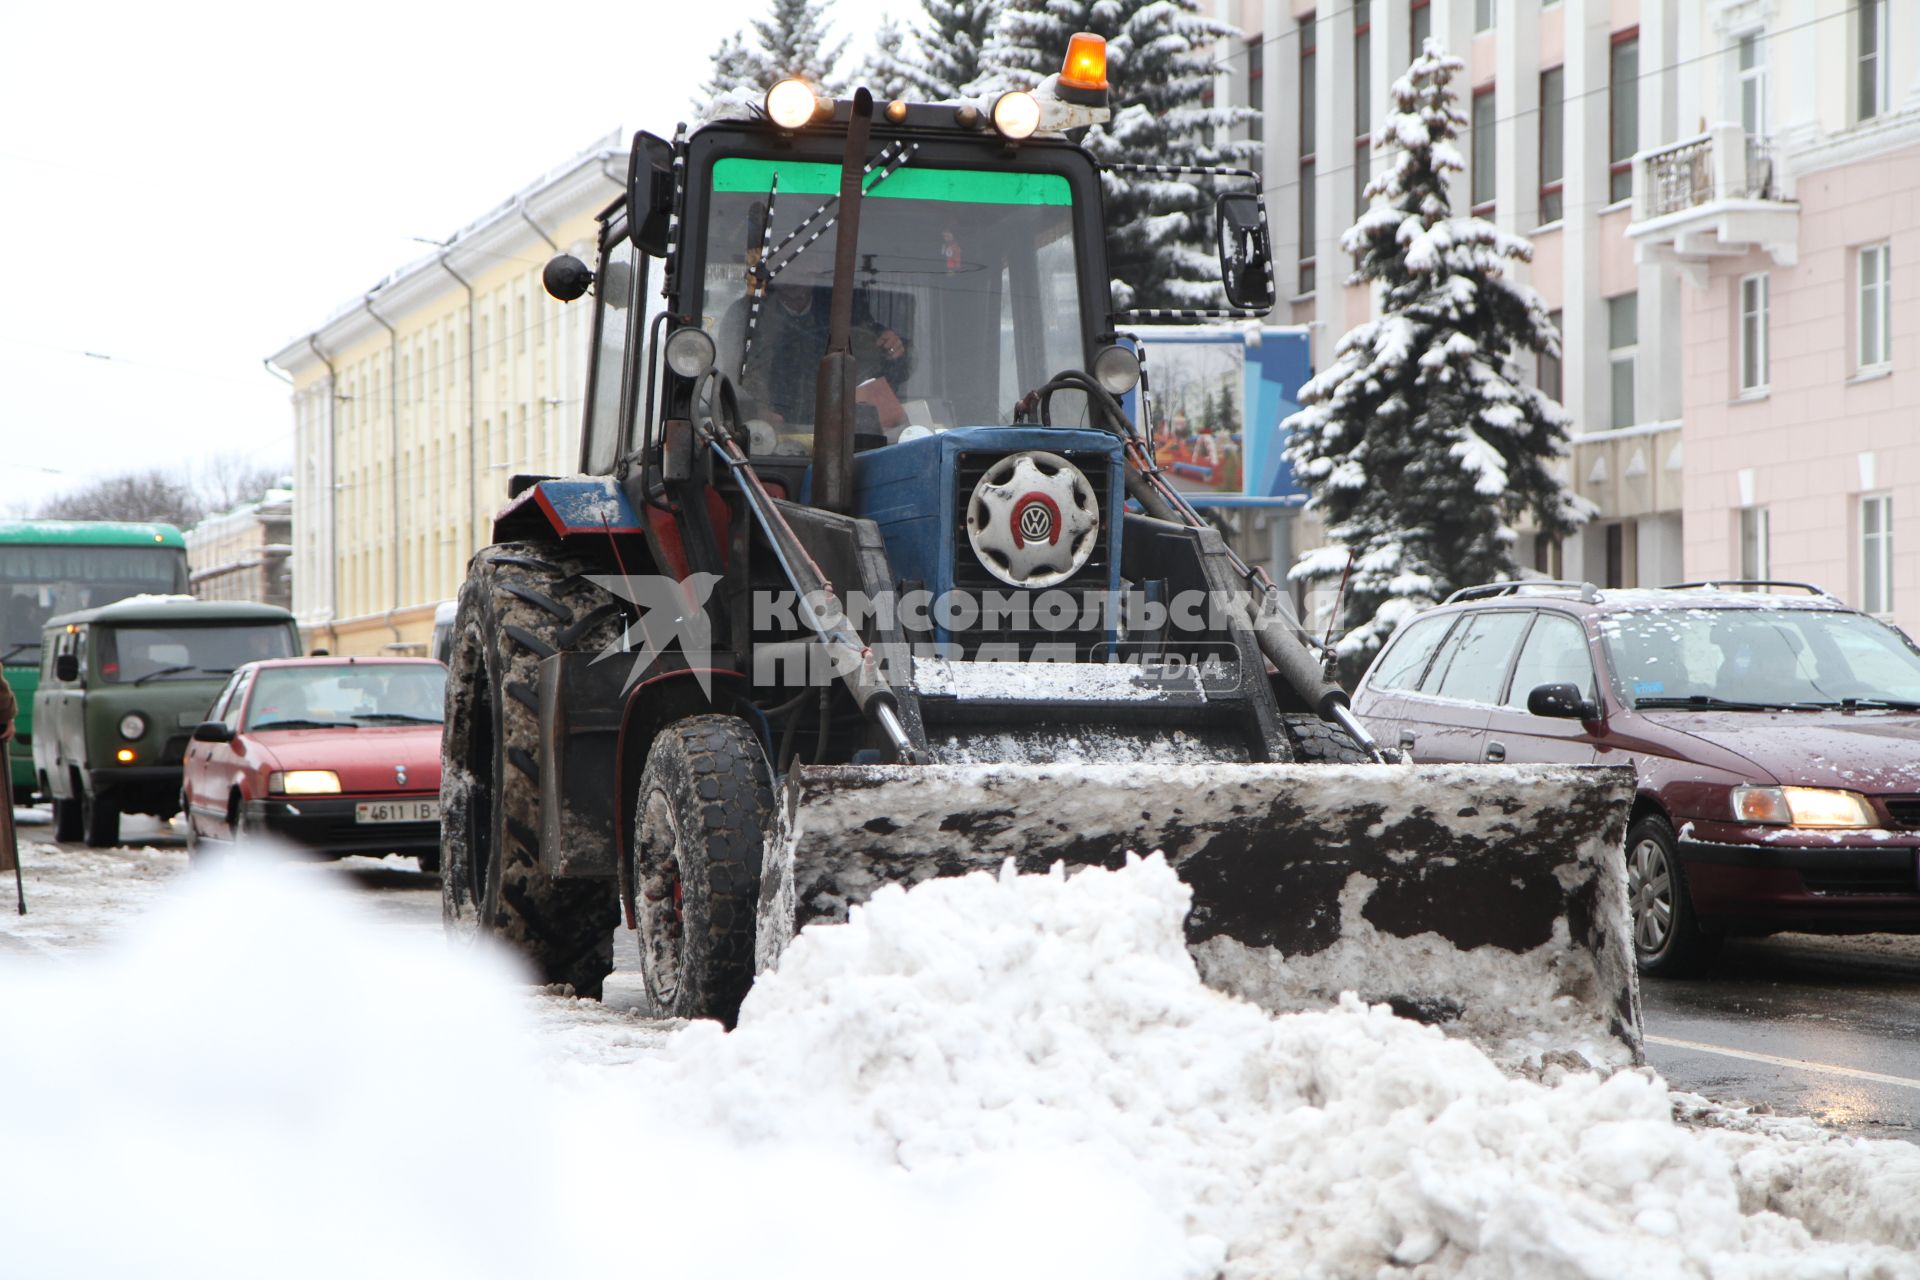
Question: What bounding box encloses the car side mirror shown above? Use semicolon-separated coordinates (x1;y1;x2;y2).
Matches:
1216;191;1275;310
1527;682;1600;721
55;653;78;682
629;131;676;258
191;721;235;744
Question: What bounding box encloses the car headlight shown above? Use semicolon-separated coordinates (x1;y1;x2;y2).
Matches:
118;713;147;740
1732;785;1876;829
271;770;341;795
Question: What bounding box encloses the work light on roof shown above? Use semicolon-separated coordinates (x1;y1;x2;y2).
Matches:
991;90;1041;140
765;79;819;130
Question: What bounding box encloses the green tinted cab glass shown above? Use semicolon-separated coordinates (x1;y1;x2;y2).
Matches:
700;159;1084;455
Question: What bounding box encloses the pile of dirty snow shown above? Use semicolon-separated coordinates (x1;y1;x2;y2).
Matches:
2;853;1917;1278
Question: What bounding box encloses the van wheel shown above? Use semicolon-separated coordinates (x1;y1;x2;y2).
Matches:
1627;813;1720;977
53;789;83;843
81;785;120;848
441;541;623;997
633;715;774;1027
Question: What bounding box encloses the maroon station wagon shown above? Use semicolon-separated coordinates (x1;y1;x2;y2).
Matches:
1350;581;1920;975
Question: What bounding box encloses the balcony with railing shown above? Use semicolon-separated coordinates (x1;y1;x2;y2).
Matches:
1627;123;1798;285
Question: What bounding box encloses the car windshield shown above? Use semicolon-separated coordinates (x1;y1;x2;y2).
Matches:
700;158;1086;456
2;545;187;664
1599;607;1920;709
246;664;447;731
96;623;294;684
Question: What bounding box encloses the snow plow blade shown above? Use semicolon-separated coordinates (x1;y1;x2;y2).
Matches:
758;762;1641;1069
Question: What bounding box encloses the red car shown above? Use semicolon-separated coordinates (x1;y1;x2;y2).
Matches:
1350;582;1920;976
181;657;445;867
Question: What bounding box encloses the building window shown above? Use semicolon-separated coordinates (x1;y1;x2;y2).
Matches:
1538;309;1564;403
1858;0;1889;124
1354;3;1372;216
1738;33;1767;137
1298;14;1317;295
1859;242;1892;369
1609;32;1639;205
1474;0;1494;33
1410;0;1430;52
1608;293;1638;428
1739;506;1770;580
1539;66;1564;224
1471;87;1496;214
1247;39;1264;146
1861;493;1893;614
1739;273;1769;393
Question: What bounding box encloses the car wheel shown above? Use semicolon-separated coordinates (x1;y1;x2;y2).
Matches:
80;785;120;849
1627;813;1719;977
52;790;83;843
633;715;774;1028
441;540;623;998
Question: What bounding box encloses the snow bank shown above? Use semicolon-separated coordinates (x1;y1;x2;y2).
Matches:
2;853;1918;1278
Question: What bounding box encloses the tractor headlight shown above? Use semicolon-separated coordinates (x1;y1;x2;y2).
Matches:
765;79;821;130
992;91;1041;140
271;770;341;795
118;713;147;741
1092;344;1141;395
664;327;716;379
1732;785;1876;829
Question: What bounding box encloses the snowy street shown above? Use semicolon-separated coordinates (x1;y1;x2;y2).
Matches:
5;811;1920;1277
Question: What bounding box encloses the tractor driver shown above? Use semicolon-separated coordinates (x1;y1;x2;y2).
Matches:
724;280;912;431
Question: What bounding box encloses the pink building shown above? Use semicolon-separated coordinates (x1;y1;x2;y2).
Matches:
1221;0;1920;628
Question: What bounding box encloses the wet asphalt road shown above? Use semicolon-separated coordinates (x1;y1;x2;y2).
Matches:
22;812;1920;1144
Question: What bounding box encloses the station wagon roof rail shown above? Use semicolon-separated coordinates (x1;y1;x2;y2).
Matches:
1660;580;1835;598
1442;580;1603;605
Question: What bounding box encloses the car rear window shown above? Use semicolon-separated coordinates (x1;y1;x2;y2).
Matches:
1369;613;1456;692
1424;611;1531;704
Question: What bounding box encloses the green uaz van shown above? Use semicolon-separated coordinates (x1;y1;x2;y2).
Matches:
33;596;299;846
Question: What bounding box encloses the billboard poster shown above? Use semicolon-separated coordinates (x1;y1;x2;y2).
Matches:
1128;327;1313;507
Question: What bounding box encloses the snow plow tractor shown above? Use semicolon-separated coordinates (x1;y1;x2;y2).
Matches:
440;39;1643;1068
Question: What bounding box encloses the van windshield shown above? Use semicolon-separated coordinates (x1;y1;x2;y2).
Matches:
700;159;1085;455
96;624;295;684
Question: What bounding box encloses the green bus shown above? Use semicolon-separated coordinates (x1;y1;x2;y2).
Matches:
2;521;191;799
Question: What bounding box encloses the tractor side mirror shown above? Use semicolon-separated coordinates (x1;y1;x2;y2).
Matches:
1216;191;1275;310
542;254;594;303
629;131;677;258
1527;682;1600;721
191;721;235;744
55;653;78;682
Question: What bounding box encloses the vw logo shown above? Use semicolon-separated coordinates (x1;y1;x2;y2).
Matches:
395;764;408;786
1012;493;1060;548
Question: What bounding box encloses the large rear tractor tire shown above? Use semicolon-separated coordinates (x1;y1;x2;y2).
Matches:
1627;813;1720;977
633;715;775;1027
441;541;624;997
1280;713;1372;764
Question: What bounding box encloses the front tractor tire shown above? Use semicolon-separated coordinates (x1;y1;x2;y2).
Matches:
442;542;623;997
633;716;775;1027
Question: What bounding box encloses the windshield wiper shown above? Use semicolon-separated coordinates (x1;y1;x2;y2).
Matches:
1634;694;1825;712
131;665;197;686
252;718;359;730
352;712;442;724
1803;697;1920;712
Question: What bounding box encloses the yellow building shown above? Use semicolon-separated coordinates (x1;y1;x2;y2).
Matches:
185;487;294;610
267;134;627;655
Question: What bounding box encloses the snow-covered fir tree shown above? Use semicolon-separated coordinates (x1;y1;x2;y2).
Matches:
697;0;847;106
1283;44;1590;677
859;19;915;101
987;0;1255;309
903;0;1001;98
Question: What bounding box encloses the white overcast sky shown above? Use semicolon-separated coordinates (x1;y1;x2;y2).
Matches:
0;0;898;511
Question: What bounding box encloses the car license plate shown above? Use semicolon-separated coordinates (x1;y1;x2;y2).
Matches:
355;800;440;824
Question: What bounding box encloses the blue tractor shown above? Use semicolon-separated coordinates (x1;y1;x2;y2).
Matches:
440;39;1641;1067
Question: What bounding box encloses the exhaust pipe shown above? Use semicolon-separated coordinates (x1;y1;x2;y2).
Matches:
812;88;875;515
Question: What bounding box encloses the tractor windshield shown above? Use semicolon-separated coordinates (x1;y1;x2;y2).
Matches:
700;159;1086;456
